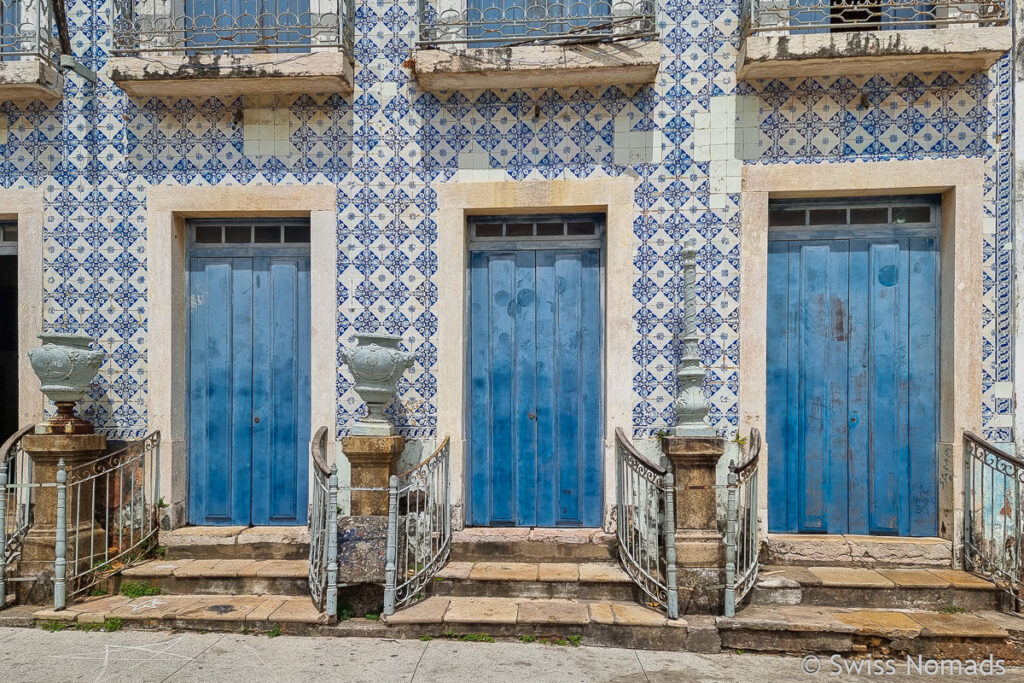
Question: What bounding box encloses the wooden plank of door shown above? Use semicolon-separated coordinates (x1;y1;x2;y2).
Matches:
579;249;603;528
908;237;939;535
555;251;583;525
766;241;791;532
847;240;871;533
535;250;558;526
488;253;516;524
468;251;493;525
513;251;538;526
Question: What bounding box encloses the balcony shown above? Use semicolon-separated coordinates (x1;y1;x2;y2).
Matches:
109;0;354;98
412;0;660;91
738;0;1010;79
0;0;61;102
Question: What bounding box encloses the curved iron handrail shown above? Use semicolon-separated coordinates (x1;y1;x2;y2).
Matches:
615;427;667;476
310;425;331;476
396;435;451;479
731;427;761;479
964;430;1024;468
614;427;678;619
0;425;34;461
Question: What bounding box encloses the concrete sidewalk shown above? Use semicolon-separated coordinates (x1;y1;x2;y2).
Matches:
2;626;1023;682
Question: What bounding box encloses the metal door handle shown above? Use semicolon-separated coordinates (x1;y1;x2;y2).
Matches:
528;412;536;420
254;416;260;424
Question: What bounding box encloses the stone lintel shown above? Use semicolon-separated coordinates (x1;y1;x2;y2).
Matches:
22;433;107;464
413;41;660;91
108;51;354;98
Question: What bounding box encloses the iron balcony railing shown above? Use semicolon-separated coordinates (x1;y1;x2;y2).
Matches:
723;428;761;618
384;436;451;616
54;432;160;610
744;0;1007;34
111;0;355;56
0;0;59;65
308;426;339;620
963;431;1023;611
0;425;34;608
416;0;657;48
615;427;678;619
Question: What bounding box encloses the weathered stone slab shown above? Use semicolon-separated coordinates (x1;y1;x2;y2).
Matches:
469;562;538;581
176;596;268;622
444;598;518;625
808;567;894;588
527;528;595;544
107;595;201;621
516;600;589;625
612;604;667;627
578;563;629;583
907;612;1008;638
833;610;923;638
267;597;325;624
252;560;308;578
246;597;287;622
877;569;951;588
435;562;473;580
122;560;191;577
588;602;615;625
926;569;997;589
385;597;450;625
537;563;579;582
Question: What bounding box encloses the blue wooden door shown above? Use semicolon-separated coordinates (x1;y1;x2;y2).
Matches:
469;249;603;527
767;236;938;536
189;255;310;525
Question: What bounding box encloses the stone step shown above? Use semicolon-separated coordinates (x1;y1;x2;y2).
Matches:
161;526;309;560
383;596;700;651
718;604;1021;660
450;528;617;563
751;565;1001;611
31;593;326;636
429;561;637;601
117;558;308;596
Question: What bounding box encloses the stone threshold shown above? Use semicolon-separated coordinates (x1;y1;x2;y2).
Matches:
766;534;952;567
162;526;310;560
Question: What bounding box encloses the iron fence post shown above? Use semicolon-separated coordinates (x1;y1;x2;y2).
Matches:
724;465;738;618
0;462;7;607
326;464;339;621
54;459;67;611
963;442;972;572
663;471;678;619
383;474;399;616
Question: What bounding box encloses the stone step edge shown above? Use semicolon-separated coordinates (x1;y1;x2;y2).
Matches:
122;559;309;580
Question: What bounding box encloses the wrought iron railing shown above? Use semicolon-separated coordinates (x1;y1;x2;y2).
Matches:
615;427;678;619
416;0;657;47
0;425;34;608
0;0;59;65
111;0;355;56
54;432;160;610
724;428;761;618
383;436;450;616
309;425;338;620
744;0;1007;34
964;431;1023;611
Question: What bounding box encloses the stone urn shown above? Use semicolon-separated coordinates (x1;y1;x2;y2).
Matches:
340;333;415;435
28;332;105;434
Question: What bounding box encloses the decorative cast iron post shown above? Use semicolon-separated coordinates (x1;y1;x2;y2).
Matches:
671;243;714;437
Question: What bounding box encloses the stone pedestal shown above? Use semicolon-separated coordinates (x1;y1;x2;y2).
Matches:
341;435;404;516
17;433;107;604
661;434;725;613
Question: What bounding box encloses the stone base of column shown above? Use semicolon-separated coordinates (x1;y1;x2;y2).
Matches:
341;435;404;516
676;566;725;614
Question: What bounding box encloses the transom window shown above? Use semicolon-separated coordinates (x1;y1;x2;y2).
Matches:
189;218;310;247
0;220;16;256
768;196;940;238
469;214;603;248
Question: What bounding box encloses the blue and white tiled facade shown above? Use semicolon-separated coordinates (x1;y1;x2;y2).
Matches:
3;0;1014;446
